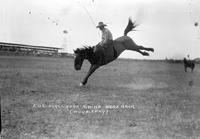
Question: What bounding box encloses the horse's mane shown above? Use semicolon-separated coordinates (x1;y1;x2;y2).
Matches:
74;46;94;56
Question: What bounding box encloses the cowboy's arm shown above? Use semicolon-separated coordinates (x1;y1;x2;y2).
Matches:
100;39;106;45
100;32;109;45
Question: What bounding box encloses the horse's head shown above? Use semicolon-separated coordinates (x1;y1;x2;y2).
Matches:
73;46;94;70
74;48;85;70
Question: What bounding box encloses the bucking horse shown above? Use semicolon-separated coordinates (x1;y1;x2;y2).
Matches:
74;18;154;86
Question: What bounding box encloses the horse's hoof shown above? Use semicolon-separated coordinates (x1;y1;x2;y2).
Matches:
143;52;149;56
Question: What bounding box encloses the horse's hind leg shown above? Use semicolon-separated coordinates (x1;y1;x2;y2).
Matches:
191;67;194;72
124;40;153;55
192;64;195;72
138;45;154;52
136;49;149;56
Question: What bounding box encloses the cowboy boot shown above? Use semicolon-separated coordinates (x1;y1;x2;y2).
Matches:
102;47;106;64
113;46;117;58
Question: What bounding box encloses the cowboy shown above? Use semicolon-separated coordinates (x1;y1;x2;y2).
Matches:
96;22;113;49
94;22;115;64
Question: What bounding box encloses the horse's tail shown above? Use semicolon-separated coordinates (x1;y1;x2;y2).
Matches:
124;18;138;36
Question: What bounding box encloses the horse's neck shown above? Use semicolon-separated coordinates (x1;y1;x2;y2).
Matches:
86;53;95;64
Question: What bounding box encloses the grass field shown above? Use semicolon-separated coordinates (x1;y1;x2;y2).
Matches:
1;56;200;139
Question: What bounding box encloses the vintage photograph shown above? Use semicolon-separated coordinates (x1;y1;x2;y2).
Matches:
1;0;200;138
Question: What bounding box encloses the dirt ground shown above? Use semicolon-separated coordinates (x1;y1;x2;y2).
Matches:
1;56;200;139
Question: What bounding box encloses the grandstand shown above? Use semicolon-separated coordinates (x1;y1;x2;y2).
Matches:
0;42;62;56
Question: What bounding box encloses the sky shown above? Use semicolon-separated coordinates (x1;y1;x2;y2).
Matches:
0;0;200;59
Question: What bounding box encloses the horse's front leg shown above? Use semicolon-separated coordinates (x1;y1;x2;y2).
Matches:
80;65;99;86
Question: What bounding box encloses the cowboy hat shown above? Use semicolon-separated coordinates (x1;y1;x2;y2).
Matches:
96;22;107;28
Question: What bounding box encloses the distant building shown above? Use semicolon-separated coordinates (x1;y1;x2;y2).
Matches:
0;42;62;57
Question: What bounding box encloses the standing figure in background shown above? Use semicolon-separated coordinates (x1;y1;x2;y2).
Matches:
183;57;195;72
